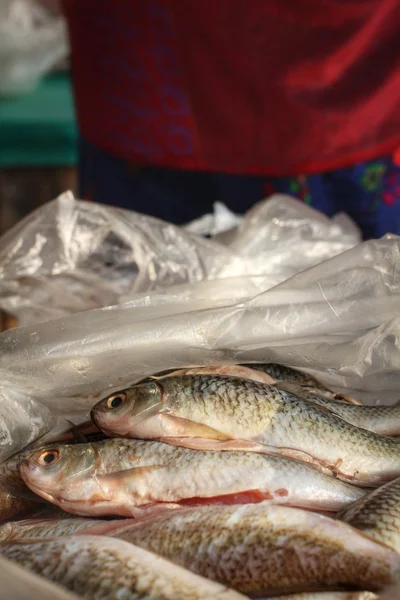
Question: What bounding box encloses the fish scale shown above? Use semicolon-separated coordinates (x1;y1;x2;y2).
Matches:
112;503;400;597
1;535;247;599
243;363;325;388
19;438;364;516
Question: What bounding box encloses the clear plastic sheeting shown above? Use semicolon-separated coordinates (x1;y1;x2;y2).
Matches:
0;192;360;325
0;0;68;96
184;201;243;239
0;388;54;462
0;235;399;460
227;194;362;279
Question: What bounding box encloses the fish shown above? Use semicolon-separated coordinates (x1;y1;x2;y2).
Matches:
140;364;362;405
1;534;248;600
19;438;365;516
293;395;400;436
380;586;400;600
338;476;400;553
0;556;82;600
91;375;400;486
111;503;400;597
0;517;133;542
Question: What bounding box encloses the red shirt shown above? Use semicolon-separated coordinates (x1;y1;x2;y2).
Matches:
64;0;400;176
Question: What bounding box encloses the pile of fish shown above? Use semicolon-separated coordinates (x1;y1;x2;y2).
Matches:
1;362;400;599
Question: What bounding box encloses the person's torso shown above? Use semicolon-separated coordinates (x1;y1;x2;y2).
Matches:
64;0;400;175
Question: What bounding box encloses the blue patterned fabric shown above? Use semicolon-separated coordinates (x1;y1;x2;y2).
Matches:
79;136;400;239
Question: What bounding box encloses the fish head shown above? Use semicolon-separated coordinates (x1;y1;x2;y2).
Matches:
19;443;98;505
91;382;165;438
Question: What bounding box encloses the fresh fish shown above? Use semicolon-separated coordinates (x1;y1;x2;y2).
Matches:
91;375;400;486
34;419;104;447
0;556;82;600
0;517;133;542
1;534;248;599
294;395;400;436
338;476;400;553
265;594;376;600
242;363;328;389
19;438;364;516
380;586;400;600
112;503;400;596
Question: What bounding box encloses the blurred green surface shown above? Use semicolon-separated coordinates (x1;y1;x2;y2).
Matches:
0;73;78;167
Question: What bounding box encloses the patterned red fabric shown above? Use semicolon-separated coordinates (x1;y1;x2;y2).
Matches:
64;0;400;176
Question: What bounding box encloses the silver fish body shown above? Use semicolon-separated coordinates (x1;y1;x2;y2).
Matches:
91;375;400;486
19;439;365;516
0;517;132;542
112;503;400;596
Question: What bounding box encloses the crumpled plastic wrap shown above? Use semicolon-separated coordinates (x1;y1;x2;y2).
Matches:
0;388;54;463
0;231;399;461
0;191;360;325
0;0;68;96
1;191;398;463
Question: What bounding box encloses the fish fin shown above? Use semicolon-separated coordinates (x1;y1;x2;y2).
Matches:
82;519;137;536
65;420;88;443
154;365;277;385
158;414;233;440
333;393;363;406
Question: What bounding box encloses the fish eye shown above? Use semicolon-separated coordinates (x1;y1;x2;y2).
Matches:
38;449;59;466
106;392;127;410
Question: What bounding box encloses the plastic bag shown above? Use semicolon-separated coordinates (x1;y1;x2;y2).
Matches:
184;201;243;238
0;192;360;325
0;232;399;460
0;0;68;96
